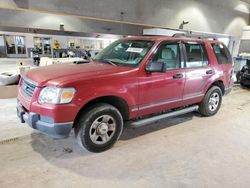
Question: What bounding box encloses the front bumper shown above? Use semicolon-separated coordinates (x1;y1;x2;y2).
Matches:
17;103;73;138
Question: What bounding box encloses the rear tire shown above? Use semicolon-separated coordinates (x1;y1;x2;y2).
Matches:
74;103;123;153
199;86;222;117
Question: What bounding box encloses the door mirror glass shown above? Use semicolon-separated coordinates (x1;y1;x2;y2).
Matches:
146;61;167;73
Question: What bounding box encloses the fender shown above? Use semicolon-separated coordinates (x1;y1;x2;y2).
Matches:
202;69;225;94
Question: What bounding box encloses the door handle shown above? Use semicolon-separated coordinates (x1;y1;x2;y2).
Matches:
173;73;183;79
206;69;213;74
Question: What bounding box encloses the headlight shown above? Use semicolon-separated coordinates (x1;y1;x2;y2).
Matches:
38;87;76;104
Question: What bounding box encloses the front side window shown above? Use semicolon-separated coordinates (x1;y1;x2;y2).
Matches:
93;40;154;66
212;43;232;64
185;43;209;68
151;43;181;70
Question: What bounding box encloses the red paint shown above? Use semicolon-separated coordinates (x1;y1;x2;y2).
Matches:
18;36;233;123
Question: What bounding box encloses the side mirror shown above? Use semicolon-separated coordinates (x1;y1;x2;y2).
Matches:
146;61;167;73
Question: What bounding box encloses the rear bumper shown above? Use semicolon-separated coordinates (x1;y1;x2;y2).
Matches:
17;102;73;138
224;87;233;95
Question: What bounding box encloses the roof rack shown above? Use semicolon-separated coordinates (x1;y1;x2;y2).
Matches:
172;31;217;40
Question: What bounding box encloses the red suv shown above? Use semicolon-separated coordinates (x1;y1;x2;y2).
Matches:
17;36;233;152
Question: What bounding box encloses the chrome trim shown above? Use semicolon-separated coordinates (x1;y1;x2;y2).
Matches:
131;108;139;112
131;94;204;112
139;98;181;111
183;94;204;101
21;77;37;98
22;75;38;87
53;121;74;126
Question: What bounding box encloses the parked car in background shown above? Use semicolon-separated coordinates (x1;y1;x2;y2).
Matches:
17;36;234;152
240;60;250;87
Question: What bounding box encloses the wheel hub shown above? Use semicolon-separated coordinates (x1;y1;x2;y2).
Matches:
208;92;220;112
89;114;117;145
97;123;109;135
210;98;217;105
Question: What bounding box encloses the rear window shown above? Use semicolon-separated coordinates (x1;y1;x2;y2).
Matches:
212;43;232;64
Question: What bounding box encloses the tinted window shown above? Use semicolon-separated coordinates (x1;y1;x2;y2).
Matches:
185;43;209;68
152;43;180;70
212;43;232;64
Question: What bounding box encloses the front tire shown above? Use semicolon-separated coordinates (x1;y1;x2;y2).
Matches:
74;103;123;153
199;86;222;117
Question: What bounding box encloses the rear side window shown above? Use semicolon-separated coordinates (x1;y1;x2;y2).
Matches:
212;43;232;64
185;43;209;68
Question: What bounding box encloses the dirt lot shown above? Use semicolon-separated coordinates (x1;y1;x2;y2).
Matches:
0;87;250;188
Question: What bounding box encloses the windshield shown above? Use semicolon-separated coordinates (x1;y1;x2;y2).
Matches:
93;40;154;66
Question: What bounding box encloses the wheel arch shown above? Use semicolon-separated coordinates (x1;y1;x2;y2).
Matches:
208;80;225;95
73;95;130;127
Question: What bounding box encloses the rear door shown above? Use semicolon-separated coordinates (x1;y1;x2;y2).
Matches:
182;41;213;104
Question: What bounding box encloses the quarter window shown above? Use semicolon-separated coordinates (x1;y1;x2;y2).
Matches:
212;43;232;64
185;43;209;68
152;43;181;70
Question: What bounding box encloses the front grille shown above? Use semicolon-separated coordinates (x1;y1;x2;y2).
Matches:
21;78;37;98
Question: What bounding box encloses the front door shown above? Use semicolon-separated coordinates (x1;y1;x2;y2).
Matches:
137;41;185;116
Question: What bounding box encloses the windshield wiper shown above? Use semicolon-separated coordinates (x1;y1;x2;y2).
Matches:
97;59;117;66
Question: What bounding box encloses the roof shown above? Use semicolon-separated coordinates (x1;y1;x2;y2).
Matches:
124;35;220;43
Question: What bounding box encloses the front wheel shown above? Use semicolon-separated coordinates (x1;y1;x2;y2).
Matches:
74;103;123;152
199;86;222;117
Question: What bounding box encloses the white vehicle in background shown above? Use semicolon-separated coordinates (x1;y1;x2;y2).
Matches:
0;72;19;86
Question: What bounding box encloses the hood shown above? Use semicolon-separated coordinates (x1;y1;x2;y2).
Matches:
25;61;132;87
